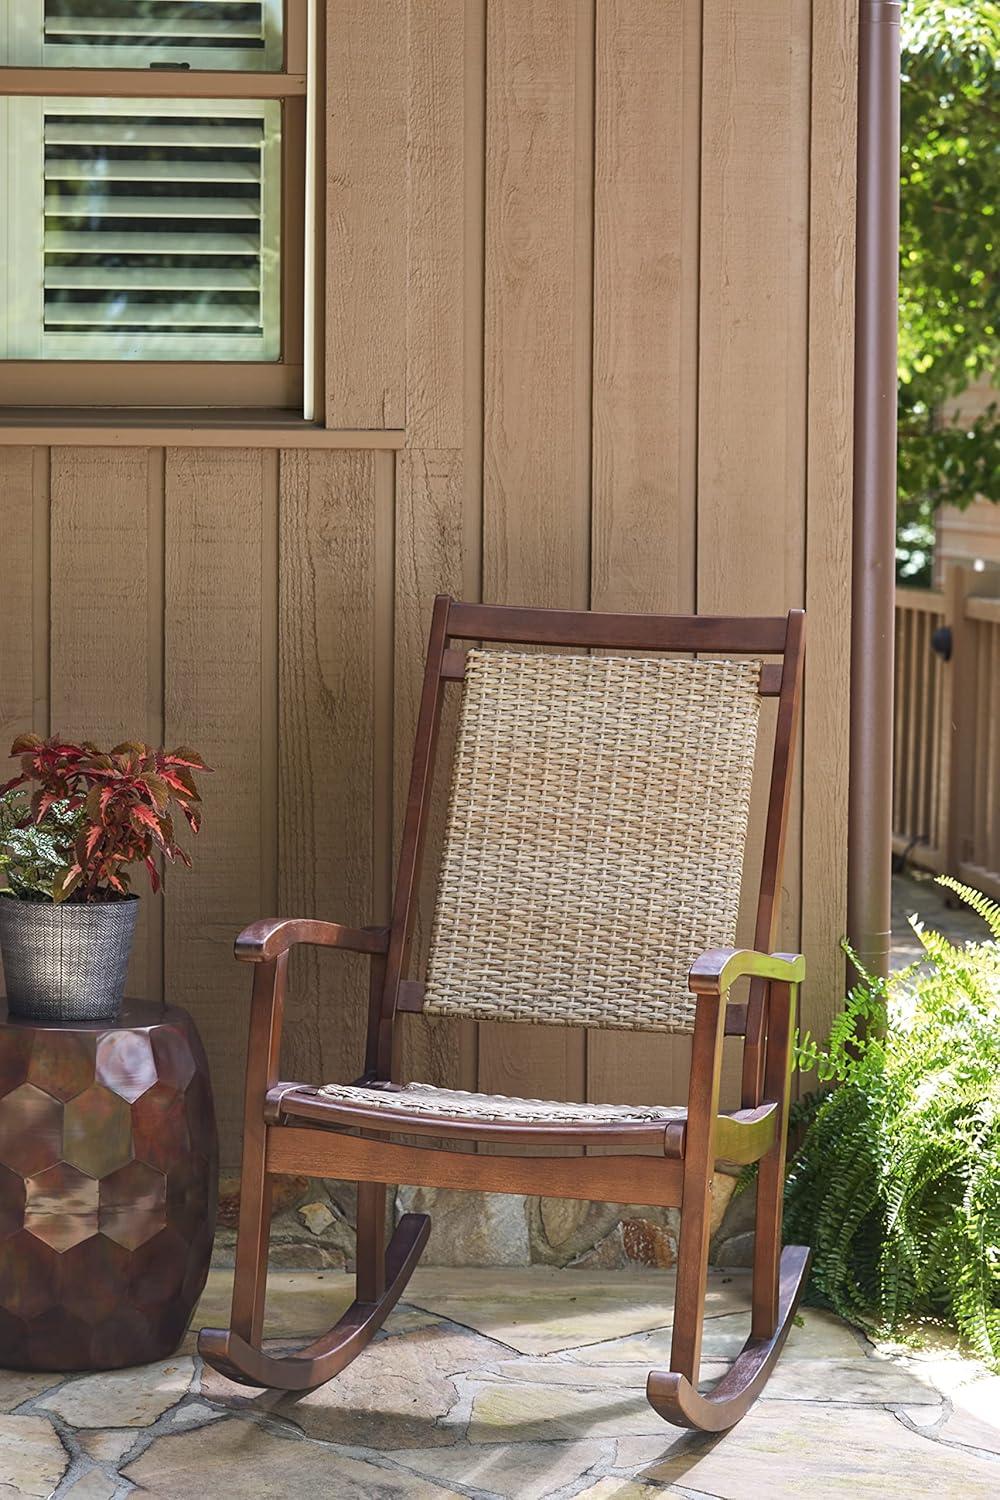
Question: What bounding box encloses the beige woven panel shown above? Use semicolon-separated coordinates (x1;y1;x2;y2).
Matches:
317;1081;686;1125
423;649;762;1033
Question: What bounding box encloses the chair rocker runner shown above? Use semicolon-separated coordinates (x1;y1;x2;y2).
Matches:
199;596;810;1433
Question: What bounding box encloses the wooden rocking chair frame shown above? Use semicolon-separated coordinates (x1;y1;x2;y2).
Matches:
200;595;809;1433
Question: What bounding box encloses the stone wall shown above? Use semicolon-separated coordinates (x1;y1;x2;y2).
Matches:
213;1170;757;1271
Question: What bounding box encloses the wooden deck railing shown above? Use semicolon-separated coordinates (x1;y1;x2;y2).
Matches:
893;586;948;871
894;565;1000;902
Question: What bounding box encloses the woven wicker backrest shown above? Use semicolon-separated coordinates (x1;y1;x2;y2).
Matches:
423;648;762;1034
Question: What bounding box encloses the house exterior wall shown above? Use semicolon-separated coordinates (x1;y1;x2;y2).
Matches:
0;0;857;1165
934;379;1000;584
936;499;1000;583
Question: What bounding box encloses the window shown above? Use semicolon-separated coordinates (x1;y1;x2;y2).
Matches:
2;98;283;363
0;1;311;412
3;2;285;71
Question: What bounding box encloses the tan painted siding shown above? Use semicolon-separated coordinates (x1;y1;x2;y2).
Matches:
0;0;855;1162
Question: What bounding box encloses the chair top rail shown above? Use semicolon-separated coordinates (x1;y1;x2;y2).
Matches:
445;599;794;655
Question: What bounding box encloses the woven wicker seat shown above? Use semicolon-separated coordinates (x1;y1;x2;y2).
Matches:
317;1080;687;1126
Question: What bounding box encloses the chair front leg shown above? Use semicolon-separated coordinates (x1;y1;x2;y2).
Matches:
650;954;808;1430
751;979;796;1338
230;954;288;1348
669;987;727;1382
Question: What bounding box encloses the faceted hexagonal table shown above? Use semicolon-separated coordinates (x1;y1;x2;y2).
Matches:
0;1002;218;1371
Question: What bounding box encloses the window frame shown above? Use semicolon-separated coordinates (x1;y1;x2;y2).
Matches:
0;0;313;414
4;0;288;73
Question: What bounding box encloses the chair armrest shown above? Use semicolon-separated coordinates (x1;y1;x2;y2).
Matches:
689;947;805;997
235;919;391;964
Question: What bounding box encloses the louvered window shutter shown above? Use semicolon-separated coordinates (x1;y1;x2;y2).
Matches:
5;2;284;71
2;97;281;361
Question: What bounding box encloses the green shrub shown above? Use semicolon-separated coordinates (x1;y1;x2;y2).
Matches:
0;791;84;901
785;877;1000;1367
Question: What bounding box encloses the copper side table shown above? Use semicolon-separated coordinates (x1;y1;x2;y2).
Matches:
0;1001;218;1371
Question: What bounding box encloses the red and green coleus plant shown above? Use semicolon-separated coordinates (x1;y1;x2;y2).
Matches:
0;736;211;902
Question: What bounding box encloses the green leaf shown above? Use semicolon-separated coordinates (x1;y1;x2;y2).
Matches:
786;882;1000;1367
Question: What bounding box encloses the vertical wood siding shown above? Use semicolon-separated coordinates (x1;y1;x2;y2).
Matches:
163;449;271;1152
588;0;701;1117
0;0;855;1163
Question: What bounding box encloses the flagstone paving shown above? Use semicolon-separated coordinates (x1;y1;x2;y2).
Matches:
0;1266;998;1497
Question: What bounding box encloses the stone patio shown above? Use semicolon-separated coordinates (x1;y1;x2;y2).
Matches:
2;1266;998;1497
890;869;992;969
2;873;995;1497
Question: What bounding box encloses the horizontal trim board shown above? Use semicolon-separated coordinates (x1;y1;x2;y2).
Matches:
265;1126;684;1206
0;419;406;449
0;68;306;98
448;602;791;654
0;364;302;408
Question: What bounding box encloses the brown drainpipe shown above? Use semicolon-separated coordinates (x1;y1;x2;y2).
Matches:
848;0;900;980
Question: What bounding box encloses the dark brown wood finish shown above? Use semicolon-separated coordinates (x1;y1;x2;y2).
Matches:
446;600;789;652
236;920;390;963
199;1211;431;1392
648;1244;812;1431
668;989;728;1382
744;608;807;1106
229;957;287;1349
751;979;798;1337
198;597;808;1434
0;1002;218;1371
376;593;452;1074
355;1180;387;1303
269;1084;778;1158
265;1127;685;1205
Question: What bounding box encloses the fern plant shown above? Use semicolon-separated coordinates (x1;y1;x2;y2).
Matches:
784;877;1000;1367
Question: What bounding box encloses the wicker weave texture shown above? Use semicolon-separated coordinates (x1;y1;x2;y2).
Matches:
423;649;762;1033
317;1080;686;1125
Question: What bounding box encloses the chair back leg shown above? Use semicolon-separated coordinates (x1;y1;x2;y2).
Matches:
355;1180;388;1303
751;980;796;1339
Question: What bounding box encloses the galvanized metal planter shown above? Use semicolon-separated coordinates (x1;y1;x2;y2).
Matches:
0;896;139;1022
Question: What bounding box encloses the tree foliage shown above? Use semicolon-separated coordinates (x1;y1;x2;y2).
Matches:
897;1;999;583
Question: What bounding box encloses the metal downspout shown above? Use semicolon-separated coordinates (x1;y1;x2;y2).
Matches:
848;1;901;980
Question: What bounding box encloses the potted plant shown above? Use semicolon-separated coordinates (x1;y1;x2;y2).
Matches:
0;735;210;1022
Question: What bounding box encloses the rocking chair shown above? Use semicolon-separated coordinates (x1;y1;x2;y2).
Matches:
200;596;809;1432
